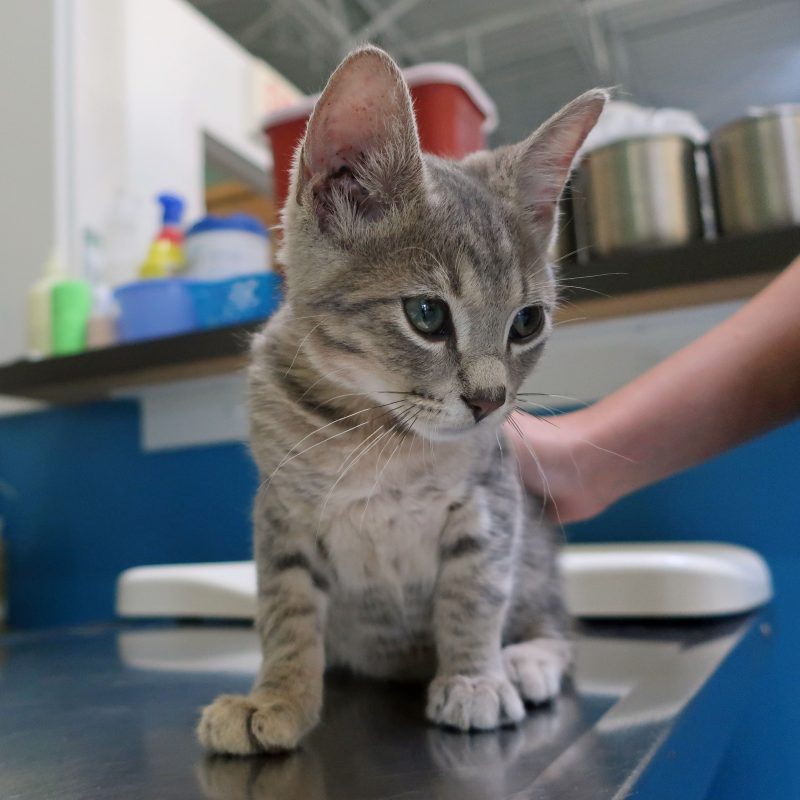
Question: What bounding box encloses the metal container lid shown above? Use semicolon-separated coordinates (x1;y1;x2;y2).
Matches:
711;104;800;139
582;132;698;158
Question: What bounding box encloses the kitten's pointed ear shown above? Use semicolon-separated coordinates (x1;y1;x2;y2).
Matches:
515;89;608;243
297;46;423;229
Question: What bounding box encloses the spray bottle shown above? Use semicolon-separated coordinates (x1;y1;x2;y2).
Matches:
139;193;186;278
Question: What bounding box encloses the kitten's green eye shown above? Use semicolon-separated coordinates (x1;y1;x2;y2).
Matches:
509;305;546;342
403;297;449;337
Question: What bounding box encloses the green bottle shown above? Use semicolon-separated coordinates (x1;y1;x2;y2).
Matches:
51;279;91;356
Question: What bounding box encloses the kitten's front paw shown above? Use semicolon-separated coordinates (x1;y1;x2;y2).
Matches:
502;638;572;705
197;693;318;755
426;674;525;731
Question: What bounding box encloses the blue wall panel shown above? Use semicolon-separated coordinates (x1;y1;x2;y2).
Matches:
0;401;256;629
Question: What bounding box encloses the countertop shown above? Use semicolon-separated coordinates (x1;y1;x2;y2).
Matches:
0;613;769;799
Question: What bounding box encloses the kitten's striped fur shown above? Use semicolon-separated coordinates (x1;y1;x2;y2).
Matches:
199;46;606;754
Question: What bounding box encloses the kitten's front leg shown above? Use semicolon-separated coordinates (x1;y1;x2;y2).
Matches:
427;490;524;731
198;494;328;755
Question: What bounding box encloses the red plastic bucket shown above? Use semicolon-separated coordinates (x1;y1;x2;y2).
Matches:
263;62;498;210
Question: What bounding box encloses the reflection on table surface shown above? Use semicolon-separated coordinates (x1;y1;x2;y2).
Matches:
0;615;768;800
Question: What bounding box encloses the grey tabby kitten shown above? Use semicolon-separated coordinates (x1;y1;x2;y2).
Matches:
198;46;606;755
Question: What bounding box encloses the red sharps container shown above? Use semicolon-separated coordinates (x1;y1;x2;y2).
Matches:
263;62;498;210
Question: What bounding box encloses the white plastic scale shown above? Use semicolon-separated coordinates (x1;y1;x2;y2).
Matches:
116;542;772;620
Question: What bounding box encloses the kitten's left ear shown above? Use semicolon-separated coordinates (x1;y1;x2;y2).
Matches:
515;89;608;244
296;46;423;230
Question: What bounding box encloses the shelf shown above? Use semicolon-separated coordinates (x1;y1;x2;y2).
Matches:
557;271;777;322
0;321;262;403
1;226;798;404
557;224;800;312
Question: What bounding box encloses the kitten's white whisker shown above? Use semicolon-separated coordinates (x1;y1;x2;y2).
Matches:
516;391;590;407
398;422;415;487
358;430;404;534
266;419;371;485
318;402;416;526
508;415;565;539
372;422;405;480
554;316;587;326
423;419;435;469
508;415;553;526
509;433;525;485
515;402;560;428
303;390;417;411
287;311;335;322
283;320;324;377
297;366;350;401
550;243;591;265
338;425;387;476
273;401;407;473
321;391;409;405
579;438;636;463
555;297;579;311
337;405;410;476
334;400;413;487
339;419;384;460
569;446;586;494
317;425;394;529
556;284;612;299
558;271;627;281
513;404;635;465
359;404;425;536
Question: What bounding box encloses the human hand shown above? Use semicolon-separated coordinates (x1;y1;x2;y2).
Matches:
505;410;624;524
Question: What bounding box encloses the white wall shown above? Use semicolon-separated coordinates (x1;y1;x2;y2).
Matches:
70;0;128;276
0;2;59;365
71;0;299;285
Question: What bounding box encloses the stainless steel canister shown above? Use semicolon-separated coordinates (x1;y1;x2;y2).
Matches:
710;106;800;234
573;134;704;258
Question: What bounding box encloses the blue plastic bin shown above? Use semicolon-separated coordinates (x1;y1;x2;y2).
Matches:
114;279;196;343
187;272;283;329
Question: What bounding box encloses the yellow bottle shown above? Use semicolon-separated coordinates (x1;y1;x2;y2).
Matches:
139;238;185;278
138;193;186;278
27;250;65;358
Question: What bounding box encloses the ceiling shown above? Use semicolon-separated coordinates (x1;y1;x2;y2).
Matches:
189;0;800;145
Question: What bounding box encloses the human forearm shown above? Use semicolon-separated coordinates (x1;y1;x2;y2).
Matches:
579;255;800;501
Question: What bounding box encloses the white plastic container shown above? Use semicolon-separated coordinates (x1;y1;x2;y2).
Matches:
185;214;270;279
116;542;773;621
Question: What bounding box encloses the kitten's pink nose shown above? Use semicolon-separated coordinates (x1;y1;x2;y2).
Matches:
462;391;506;423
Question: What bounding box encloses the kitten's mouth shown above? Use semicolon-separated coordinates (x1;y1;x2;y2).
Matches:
425;424;476;440
401;414;489;441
